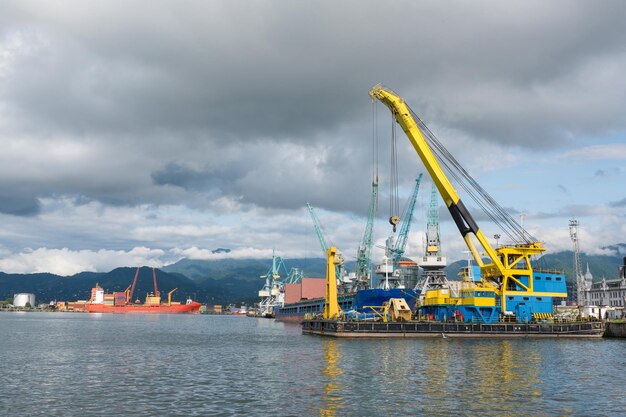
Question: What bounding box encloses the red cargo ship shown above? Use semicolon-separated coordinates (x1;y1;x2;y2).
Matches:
84;267;202;314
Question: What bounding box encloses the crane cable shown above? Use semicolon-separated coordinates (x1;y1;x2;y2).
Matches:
372;98;379;185
405;105;537;244
389;112;400;231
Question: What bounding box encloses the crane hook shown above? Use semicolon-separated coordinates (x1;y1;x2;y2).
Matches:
389;215;400;232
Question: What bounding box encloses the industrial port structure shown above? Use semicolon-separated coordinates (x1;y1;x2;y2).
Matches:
300;85;604;337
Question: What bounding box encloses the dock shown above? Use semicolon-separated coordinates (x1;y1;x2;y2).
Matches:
302;319;605;338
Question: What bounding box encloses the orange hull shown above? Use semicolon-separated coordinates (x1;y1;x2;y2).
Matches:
85;301;202;314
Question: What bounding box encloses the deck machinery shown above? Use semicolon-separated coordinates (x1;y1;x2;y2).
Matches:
369;85;567;323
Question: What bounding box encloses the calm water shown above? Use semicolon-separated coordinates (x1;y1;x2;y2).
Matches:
0;313;624;416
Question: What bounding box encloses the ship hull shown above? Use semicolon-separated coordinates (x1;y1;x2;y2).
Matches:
85;302;202;314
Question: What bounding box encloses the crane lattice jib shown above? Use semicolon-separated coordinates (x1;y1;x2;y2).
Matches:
426;183;441;255
390;174;423;263
306;202;342;280
356;180;378;281
263;251;288;282
306;203;329;254
369;85;556;311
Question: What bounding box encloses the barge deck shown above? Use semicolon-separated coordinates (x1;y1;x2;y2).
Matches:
302;319;605;338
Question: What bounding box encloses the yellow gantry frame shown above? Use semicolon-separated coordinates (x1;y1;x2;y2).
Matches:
369;85;563;311
324;246;340;320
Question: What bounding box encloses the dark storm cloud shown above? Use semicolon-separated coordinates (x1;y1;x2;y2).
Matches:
151;163;241;192
0;192;41;216
1;0;625;216
3;1;625;143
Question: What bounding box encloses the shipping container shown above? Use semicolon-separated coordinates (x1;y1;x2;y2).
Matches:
301;278;325;300
284;283;302;304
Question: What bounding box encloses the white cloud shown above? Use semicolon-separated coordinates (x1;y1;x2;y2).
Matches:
0;1;624;276
131;225;231;240
0;246;165;275
563;144;626;161
170;246;275;260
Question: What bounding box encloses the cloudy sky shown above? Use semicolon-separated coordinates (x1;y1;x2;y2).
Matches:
0;0;625;275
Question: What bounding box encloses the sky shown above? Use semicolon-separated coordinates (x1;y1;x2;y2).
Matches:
0;0;625;276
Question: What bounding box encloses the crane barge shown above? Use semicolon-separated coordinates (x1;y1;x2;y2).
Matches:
301;86;604;337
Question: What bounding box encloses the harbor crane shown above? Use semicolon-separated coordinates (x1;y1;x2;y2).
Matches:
354;179;378;291
415;183;450;296
370;85;566;315
258;250;289;317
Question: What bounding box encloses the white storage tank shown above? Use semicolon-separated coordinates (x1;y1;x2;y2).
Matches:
13;293;36;308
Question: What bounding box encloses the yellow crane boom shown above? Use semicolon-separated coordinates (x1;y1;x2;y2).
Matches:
167;288;178;306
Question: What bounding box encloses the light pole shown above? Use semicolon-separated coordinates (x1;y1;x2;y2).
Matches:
494;234;501;248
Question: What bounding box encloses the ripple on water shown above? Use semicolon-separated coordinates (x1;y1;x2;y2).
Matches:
1;313;625;416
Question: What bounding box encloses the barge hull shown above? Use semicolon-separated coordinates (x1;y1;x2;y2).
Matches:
302;320;605;338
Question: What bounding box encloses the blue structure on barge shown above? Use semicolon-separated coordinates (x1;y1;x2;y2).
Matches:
274;288;419;321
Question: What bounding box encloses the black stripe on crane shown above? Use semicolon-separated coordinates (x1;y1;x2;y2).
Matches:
448;199;479;237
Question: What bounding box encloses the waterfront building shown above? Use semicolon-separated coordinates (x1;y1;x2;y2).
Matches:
582;257;626;319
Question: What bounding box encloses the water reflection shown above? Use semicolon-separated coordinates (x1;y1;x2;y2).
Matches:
476;340;543;415
415;339;545;415
420;340;454;414
320;339;344;416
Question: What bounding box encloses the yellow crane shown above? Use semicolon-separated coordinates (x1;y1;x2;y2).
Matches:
323;247;341;319
167;288;178;306
369;85;566;313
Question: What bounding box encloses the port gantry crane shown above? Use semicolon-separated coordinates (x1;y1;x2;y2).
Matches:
354;179;378;291
369;85;567;317
258;250;289;317
415;183;450;296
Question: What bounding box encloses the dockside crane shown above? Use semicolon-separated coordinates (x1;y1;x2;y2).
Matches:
370;85;567;317
415;183;450;295
387;174;423;264
354;179;378;291
426;183;441;256
258;250;289;317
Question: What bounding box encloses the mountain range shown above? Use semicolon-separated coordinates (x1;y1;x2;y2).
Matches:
1;248;624;306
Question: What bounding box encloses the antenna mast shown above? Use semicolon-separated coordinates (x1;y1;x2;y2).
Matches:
569;219;585;306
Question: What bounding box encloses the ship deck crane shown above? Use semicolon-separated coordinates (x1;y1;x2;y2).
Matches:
306;203;345;289
167;288;178;306
128;267;141;304
388;173;423;264
370;85;566;314
152;268;160;298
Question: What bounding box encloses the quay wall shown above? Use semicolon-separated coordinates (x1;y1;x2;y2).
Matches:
605;322;626;338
